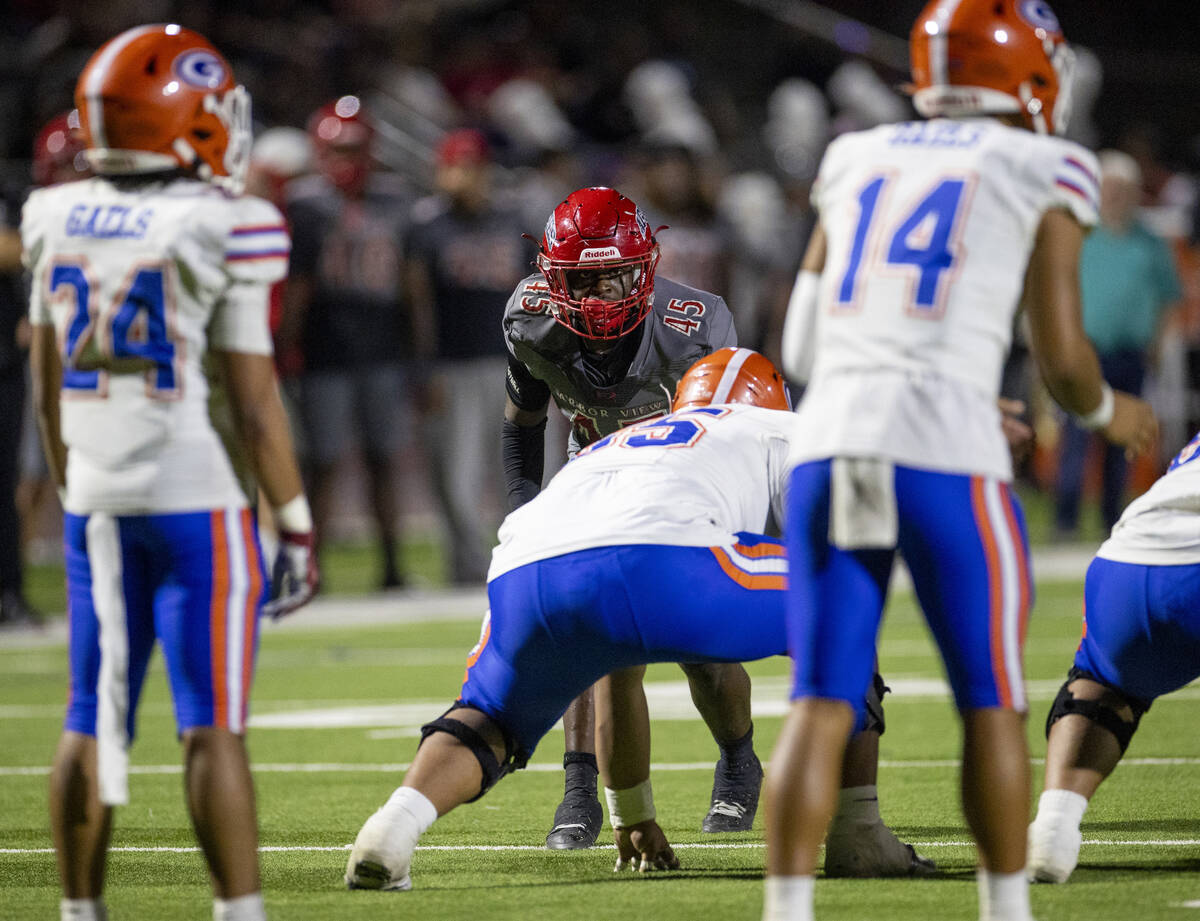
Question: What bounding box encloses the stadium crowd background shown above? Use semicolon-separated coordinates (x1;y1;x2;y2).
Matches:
4;0;1200;591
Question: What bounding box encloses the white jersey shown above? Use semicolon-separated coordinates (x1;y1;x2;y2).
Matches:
488;404;796;580
790;118;1099;479
21;176;289;514
1098;433;1200;565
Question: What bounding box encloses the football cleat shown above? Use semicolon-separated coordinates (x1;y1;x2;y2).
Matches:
1026;813;1082;883
823;817;937;878
701;750;764;833
345;806;418;891
545;788;604;850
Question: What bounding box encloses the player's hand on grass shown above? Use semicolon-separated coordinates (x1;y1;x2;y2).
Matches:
1101;392;1158;461
263;529;319;619
613;820;679;872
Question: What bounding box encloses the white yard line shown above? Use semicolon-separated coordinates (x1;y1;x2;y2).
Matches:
3;838;1199;856
3;756;1200;778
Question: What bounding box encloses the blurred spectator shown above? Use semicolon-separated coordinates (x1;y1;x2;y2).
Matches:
405;129;532;584
1055;150;1183;535
826;59;909;133
0;112;87;626
280;96;414;590
246;126;313;379
626;141;734;305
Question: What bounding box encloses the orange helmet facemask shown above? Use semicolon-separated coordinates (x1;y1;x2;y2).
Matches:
909;0;1075;135
75;24;252;192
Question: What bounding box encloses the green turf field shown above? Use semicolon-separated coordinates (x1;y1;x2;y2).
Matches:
3;566;1199;920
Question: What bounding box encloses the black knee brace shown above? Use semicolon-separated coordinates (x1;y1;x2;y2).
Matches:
419;703;524;802
864;672;889;735
1045;667;1148;754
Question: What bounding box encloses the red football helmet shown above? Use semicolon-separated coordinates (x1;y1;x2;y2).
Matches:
33;111;89;186
308;96;374;197
909;0;1075;135
672;347;791;413
74;24;251;190
536;187;661;341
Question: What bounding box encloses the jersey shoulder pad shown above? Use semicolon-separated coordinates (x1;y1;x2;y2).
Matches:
503;273;574;362
1026;134;1100;228
650;276;736;348
222;194;290;284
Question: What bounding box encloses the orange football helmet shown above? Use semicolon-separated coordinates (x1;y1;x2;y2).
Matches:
672;348;792;413
909;0;1075;135
74;24;251;191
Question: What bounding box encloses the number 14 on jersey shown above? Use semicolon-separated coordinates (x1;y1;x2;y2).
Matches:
837;173;975;316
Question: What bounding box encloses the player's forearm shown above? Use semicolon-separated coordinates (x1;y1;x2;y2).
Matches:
1033;339;1106;419
595;667;652;791
219;350;305;508
239;394;305;509
502;418;546;510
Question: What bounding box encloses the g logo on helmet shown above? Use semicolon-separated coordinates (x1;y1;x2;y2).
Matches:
1017;0;1061;33
173;51;226;90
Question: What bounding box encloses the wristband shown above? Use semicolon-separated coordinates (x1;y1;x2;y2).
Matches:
274;494;313;533
604;778;656;828
1077;383;1114;431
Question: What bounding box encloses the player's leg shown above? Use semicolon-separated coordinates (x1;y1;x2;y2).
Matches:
350;552;634;885
297;370;352;587
347;704;513;890
679;660;763;833
359;363;406;589
49;732;111;911
1052;418;1089;536
824;684;936;878
900;470;1034;920
51;514;158;920
156;509;267;916
763;461;893;921
1029;557;1198;883
546;686;604;849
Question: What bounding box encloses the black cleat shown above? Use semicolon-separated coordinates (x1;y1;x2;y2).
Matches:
545;788;603;849
702;750;764;833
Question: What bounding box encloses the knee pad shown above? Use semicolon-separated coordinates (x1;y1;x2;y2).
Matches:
419;703;524;802
1045;667;1147;754
863;672;889;735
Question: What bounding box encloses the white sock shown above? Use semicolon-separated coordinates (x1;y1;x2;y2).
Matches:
1033;788;1088;829
762;875;815;921
978;868;1033;921
384;786;438;833
61;899;107;921
832;784;881;825
213;892;266;921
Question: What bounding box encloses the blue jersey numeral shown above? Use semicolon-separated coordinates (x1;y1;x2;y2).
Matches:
579;407;725;455
49;264;100;391
50;262;177;394
837;176;969;311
